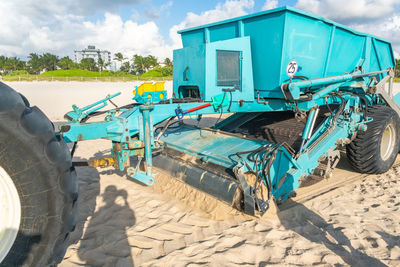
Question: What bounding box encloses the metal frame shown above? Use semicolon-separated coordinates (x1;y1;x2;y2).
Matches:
58;7;399;215
59;68;397;215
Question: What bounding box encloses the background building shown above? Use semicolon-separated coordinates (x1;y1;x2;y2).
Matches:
74;45;113;70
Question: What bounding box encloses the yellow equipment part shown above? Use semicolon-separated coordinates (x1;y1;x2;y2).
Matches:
134;82;165;96
154;82;165;92
88;158;115;168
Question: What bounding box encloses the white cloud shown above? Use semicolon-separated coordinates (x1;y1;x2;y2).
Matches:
296;0;398;23
3;0;398;64
262;0;278;10
0;0;255;61
295;0;400;57
81;13;172;59
67;0;146;16
143;1;173;20
169;0;254;48
353;14;400;58
0;1;171;60
18;0;146;17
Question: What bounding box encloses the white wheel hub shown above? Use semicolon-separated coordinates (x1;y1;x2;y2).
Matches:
380;123;396;161
0;166;21;263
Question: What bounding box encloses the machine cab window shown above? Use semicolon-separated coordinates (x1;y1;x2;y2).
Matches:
216;50;242;90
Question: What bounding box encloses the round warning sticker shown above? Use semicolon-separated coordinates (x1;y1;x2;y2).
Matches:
286;60;298;77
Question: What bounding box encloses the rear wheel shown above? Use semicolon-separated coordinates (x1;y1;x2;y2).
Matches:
0;165;21;263
346;105;400;174
0;82;77;266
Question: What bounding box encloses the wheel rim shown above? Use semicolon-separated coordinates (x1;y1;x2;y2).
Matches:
380;123;396;161
0;166;21;263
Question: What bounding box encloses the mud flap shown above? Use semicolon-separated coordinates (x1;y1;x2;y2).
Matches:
233;165;256;216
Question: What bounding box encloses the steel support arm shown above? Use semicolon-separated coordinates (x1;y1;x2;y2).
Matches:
282;69;391;100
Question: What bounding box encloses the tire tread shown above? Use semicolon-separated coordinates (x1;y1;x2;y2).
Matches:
346;105;400;174
0;82;77;266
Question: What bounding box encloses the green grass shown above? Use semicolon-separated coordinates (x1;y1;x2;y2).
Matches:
141;67;172;78
40;69;138;77
41;69;101;77
5;68;396;83
2;75;171;82
1;69;172;82
141;69;164;77
7;70;29;76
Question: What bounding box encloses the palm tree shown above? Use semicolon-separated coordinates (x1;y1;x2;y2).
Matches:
133;54;146;74
120;61;131;73
97;57;105;72
16;59;26;71
5;57;21;71
146;55;158;69
113;52;126;62
0;55;7;73
27;53;42;74
164;57;172;68
41;53;59;71
58;56;75;70
97;57;109;73
80;58;97;71
114;52;127;71
132;54;159;74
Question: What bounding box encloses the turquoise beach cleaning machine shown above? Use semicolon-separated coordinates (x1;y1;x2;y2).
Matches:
60;6;399;216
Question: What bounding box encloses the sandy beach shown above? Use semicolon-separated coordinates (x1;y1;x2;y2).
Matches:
59;139;400;267
4;81;172;121
5;81;400;266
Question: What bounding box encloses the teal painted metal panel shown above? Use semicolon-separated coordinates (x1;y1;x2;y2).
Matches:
173;37;254;101
174;6;395;100
279;11;332;97
161;125;266;168
369;40;381;75
375;39;394;73
173;44;206;98
204;37;254;101
244;12;285;98
209;22;238;43
159;125;297;187
181;29;204;47
325;28;365;75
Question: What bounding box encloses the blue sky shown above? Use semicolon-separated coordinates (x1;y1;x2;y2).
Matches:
114;0;297;40
0;0;398;60
83;0;298;44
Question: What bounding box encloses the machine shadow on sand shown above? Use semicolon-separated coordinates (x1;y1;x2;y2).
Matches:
277;202;386;266
63;125;393;267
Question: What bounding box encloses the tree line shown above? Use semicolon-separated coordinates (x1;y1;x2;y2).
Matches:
1;52;398;78
0;52;173;76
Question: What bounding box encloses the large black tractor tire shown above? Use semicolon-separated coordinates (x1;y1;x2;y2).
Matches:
0;82;77;266
346;105;400;174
